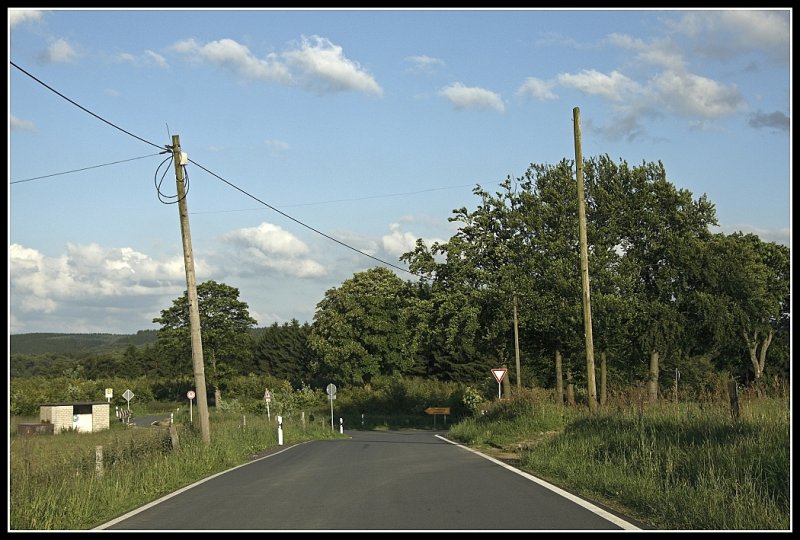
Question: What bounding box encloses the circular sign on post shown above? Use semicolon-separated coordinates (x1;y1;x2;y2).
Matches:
326;383;337;396
187;390;196;400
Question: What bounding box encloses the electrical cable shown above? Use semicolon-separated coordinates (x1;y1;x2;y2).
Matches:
10;153;163;184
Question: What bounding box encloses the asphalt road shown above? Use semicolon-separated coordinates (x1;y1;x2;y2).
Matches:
97;429;642;531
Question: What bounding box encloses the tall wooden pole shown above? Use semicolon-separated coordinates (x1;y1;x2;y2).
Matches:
513;293;521;390
171;135;211;443
572;108;598;412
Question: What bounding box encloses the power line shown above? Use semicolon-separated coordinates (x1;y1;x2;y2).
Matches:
188;158;422;278
10;153;163;184
10;61;164;151
10;60;422;278
191;183;477;214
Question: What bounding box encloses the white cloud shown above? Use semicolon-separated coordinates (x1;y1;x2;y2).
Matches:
516;77;558;100
405;55;446;73
439;82;505;112
117;50;169;68
40;38;78;64
9;9;42;28
557;69;641;103
605;33;686;71
283;35;383;96
748;110;789;131
381;223;446;258
652;70;744;118
171;35;382;96
172;37;291;83
221;223;327;278
9;243;189;315
669;10;790;57
10;115;35;131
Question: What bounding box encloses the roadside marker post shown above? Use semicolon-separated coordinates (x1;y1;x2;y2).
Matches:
277;415;283;446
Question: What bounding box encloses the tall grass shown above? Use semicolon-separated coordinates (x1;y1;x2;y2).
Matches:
10;407;342;530
448;390;790;530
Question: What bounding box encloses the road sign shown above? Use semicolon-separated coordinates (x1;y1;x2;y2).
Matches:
105;388;113;399
187;390;196;400
264;389;272;403
326;383;337;396
492;368;507;383
123;389;134;401
425;407;451;415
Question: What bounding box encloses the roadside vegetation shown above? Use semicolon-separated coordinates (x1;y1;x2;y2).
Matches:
9;376;789;531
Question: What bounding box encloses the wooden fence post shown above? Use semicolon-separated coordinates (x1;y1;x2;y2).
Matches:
728;379;740;421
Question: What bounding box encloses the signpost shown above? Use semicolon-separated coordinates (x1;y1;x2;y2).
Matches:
492;368;507;398
264;389;272;421
122;388;134;411
424;406;451;428
105;388;113;403
326;383;337;431
187;390;196;423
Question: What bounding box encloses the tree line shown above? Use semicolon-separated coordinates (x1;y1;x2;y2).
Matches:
11;155;789;406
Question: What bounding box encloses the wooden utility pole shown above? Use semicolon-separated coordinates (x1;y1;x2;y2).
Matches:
572;108;598;412
171;134;211;443
513;293;522;390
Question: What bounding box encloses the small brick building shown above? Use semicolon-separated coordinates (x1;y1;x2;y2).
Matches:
39;401;111;434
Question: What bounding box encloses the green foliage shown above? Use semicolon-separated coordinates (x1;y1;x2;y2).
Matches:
309;267;421;385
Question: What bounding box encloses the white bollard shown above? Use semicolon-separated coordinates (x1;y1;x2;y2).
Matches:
339;417;343;434
277;415;283;446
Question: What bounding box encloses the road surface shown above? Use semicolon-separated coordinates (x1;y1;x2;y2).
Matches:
97;429;642;531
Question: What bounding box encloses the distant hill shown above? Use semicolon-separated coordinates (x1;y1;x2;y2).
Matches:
10;328;270;355
9;330;159;355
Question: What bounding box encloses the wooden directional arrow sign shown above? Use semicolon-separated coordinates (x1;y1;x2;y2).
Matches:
424;407;450;415
492;368;507;383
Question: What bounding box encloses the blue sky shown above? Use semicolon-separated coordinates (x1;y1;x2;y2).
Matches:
8;8;791;335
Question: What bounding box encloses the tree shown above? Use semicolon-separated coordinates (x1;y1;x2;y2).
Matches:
308;267;420;386
253;320;317;388
153;280;257;405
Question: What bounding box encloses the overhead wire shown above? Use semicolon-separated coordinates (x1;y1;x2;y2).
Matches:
10;153;163;184
10;60;423;278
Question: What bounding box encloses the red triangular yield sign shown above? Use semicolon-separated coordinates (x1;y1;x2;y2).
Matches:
492;368;507;383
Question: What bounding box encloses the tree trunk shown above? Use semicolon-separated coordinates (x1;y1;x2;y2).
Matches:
600;350;607;406
744;328;772;381
555;350;564;405
566;368;575;406
647;350;659;404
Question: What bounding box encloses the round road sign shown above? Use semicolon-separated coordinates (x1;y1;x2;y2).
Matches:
187;390;196;400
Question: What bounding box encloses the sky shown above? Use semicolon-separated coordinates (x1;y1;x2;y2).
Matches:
8;8;792;336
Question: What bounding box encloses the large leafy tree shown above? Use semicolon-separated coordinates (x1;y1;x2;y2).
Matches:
153;280;257;404
308;267;420;386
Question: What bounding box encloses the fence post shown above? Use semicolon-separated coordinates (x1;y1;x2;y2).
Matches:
95;445;104;478
728;379;740;421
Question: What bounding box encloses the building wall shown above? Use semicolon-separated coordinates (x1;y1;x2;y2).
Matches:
40;405;74;433
92;404;110;432
39;404;111;434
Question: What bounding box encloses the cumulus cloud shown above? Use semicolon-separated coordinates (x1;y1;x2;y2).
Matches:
39;38;78;64
748;110;789;131
605;33;686;71
516;77;558;100
10;115;35;131
283;35;383;96
381;223;446;258
9;9;42;28
222;223;326;278
172;37;291;83
171;35;382;96
651;70;745;118
9;242;191;317
557;69;642;103
668;10;790;60
439;82;505;112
